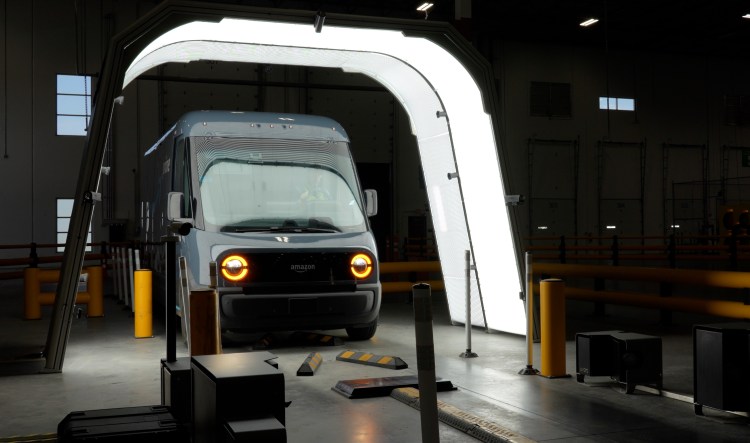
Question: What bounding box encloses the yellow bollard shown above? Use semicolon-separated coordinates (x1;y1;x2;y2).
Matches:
85;266;104;317
134;269;153;338
540;278;569;378
23;267;42;320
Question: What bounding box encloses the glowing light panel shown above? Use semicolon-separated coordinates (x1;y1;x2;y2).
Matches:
123;17;525;334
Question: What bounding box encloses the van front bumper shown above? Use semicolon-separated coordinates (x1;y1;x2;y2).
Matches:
217;285;381;332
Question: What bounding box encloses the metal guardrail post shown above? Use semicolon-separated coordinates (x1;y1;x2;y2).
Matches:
115;247;123;304
460;250;478;359
179;257;191;349
164;235;178;363
100;241;109;268
126;247;135;310
412;283;440;443
29;242;39;268
520;252;539;375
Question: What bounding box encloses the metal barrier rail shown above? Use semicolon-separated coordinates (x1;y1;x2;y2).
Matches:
0;241;114;280
23;266;104;320
527;234;750;268
533;262;750;289
531;261;750;319
532;283;750;319
379;261;444;293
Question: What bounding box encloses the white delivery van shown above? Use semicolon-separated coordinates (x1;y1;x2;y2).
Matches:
140;110;381;340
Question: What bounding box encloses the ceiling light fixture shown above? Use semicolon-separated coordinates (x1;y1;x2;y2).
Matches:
743;13;750;19
417;3;434;19
580;18;599;27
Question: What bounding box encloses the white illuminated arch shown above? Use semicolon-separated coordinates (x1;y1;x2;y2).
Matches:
124;18;524;335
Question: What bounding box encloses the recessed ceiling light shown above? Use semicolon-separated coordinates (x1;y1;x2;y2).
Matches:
580;18;599;27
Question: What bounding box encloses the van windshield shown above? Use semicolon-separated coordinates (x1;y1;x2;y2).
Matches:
193;137;367;233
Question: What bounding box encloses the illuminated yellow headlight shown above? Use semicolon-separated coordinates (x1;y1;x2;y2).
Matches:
220;255;249;281
350;253;373;279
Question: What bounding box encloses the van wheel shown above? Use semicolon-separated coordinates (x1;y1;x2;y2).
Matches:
346;320;378;341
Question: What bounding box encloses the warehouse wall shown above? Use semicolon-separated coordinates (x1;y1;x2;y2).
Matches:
496;40;750;244
3;0;750;262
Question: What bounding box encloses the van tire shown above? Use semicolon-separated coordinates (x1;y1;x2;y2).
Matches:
346;320;378;341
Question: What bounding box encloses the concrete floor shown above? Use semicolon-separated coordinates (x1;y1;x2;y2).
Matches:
1;277;749;442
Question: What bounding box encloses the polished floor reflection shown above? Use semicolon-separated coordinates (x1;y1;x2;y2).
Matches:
0;279;748;442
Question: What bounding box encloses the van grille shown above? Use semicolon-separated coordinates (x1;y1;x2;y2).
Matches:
218;250;374;294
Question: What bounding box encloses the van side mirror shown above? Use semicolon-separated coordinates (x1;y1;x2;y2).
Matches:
167;192;194;235
167;192;184;221
364;189;378;217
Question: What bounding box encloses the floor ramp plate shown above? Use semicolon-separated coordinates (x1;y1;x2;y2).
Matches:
391;387;536;443
335;350;408;369
332;375;456;399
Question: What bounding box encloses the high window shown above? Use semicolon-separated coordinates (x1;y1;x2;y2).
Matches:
57;199;92;252
57;75;92;136
599;96;635;111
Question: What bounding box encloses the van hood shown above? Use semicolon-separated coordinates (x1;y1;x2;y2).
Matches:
203;230;378;260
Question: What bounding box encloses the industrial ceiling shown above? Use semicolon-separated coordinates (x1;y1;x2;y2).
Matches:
192;0;750;59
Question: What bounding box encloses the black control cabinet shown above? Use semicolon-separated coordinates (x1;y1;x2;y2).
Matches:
576;331;662;394
693;322;750;415
191;352;286;443
161;357;192;425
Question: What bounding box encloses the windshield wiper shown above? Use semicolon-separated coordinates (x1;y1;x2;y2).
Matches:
222;226;276;233
227;226;340;233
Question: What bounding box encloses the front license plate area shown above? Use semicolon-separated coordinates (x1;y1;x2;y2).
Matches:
289;297;318;314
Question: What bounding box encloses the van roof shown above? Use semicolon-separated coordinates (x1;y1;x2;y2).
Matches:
175;110;350;142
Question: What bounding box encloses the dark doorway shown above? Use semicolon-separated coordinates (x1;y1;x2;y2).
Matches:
356;163;392;260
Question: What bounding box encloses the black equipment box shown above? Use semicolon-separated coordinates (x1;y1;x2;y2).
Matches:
57;405;186;442
693;322;750;415
191;352;285;443
224;416;287;442
161;357;192;424
575;330;622;378
576;331;662;393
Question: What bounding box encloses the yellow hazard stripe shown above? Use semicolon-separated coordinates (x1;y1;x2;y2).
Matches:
377;356;393;365
309;354;322;367
359;353;374;361
340;350;355;359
